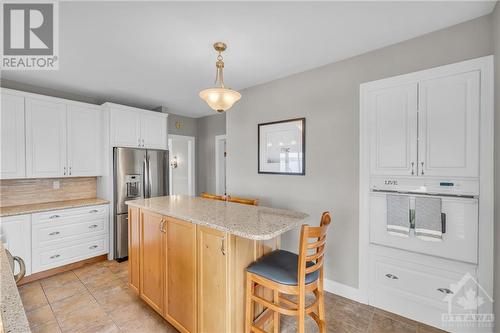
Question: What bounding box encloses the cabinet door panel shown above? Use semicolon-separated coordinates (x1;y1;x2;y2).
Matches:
369;83;418;176
128;207;140;294
26;98;67;178
110;108;141;148
197;226;228;333
418;71;480;177
67;105;101;176
0;214;31;276
165;217;196;332
139;210;164;315
141;113;167;149
1;93;25;179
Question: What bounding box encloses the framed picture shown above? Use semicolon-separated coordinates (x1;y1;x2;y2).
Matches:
258;118;305;175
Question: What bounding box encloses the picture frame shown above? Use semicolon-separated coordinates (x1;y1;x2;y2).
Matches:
258;117;305;175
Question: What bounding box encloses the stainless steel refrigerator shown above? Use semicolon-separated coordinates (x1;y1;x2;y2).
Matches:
113;147;169;261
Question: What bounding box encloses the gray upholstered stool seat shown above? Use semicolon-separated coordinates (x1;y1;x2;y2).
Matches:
246;249;320;286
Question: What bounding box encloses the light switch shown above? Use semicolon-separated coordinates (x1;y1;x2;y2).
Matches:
53;180;60;190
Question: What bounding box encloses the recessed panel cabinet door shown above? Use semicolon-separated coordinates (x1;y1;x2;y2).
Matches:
141;113;167;149
1;93;25;179
197;226;228;333
368;83;418;176
110;108;141;148
128;207;140;294
418;71;480;177
165;217;196;333
26;98;67;178
67;105;101;176
139;210;164;315
0;214;32;276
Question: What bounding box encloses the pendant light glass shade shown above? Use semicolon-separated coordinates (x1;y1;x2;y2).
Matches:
199;87;241;113
199;42;241;112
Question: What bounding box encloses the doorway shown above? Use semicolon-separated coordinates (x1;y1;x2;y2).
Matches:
168;135;195;196
215;135;227;196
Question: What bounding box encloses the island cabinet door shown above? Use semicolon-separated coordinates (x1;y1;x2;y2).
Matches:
164;217;197;333
197;226;230;333
128;206;140;294
139;210;165;315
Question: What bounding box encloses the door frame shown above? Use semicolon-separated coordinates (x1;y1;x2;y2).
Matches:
215;135;227;196
168;134;196;196
358;56;494;310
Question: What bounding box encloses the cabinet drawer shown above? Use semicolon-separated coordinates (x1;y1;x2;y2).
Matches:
33;217;106;248
32;204;108;224
32;236;108;273
371;254;476;311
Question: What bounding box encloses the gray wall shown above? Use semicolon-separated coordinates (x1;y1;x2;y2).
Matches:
167;113;198;137
492;2;500;329
197;113;226;195
226;15;493;287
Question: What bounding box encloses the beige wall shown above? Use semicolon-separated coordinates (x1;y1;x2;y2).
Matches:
492;1;500;328
227;15;493;287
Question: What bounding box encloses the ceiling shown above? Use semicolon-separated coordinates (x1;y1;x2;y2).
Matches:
2;1;496;117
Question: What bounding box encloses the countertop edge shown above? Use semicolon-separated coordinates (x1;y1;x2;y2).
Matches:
0;198;110;217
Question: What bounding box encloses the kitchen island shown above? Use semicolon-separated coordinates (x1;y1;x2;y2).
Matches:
126;195;308;333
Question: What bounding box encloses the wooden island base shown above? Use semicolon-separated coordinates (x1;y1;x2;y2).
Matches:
128;207;280;333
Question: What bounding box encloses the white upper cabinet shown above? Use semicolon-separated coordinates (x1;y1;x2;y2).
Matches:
67;105;102;176
110;107;142;148
1;93;26;179
107;103;168;149
26;98;68;178
369;83;418;176
418;71;480;177
141;112;167;149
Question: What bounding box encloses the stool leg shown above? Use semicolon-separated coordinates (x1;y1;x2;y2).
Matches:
318;270;326;333
245;273;254;333
273;290;280;333
298;289;305;333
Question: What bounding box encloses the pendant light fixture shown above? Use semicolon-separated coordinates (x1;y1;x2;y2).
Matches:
199;42;241;113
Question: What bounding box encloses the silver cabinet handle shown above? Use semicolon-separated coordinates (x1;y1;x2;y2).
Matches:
49;215;60;219
421;162;424;175
89;224;98;229
50;254;60;259
220;237;226;256
385;274;398;280
138;138;141;147
49;231;60;236
69;166;72;175
437;288;453;294
89;209;98;213
159;219;166;233
411;162;414;175
89;245;98;250
142;139;145;147
13;256;26;283
63;167;67;176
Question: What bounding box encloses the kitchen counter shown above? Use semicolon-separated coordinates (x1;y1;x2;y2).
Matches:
0;198;109;217
0;242;30;333
126;195;309;240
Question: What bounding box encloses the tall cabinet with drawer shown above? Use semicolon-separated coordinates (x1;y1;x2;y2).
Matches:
0;89;103;179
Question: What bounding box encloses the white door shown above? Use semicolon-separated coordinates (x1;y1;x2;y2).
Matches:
369;83;418;176
141;112;167;149
110;108;141;148
67;105;102;176
215;135;226;195
0;214;32;276
1;93;25;179
418;71;480;177
26;98;67;178
168;135;195;196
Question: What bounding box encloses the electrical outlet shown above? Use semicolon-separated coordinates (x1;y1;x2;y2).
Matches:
53;180;60;190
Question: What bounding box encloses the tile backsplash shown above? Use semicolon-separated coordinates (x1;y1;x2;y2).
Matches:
0;177;97;207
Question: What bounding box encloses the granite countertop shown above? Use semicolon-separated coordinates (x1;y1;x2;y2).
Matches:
0;198;109;217
0;242;30;333
126;195;309;240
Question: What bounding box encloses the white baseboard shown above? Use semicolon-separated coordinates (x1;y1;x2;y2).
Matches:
323;278;367;304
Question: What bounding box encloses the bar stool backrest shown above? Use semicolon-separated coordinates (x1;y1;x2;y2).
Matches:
227;195;259;206
200;192;226;201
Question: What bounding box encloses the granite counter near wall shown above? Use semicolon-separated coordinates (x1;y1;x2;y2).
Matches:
0;177;97;208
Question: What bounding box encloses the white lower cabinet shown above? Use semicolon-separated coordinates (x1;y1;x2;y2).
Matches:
0;214;32;276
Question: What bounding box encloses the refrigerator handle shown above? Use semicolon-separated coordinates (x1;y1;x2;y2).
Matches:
143;157;148;198
147;154;152;197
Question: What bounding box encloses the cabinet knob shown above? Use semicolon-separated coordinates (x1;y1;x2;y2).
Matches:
49;231;60;236
385;273;398;280
437;288;453;294
50;254;60;259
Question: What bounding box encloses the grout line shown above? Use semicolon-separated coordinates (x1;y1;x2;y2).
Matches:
38;280;64;332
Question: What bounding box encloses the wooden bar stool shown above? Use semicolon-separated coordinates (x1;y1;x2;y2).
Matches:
227;195;259;206
200;192;226;201
245;212;331;333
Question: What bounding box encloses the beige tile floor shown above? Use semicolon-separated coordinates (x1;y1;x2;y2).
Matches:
19;260;446;333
